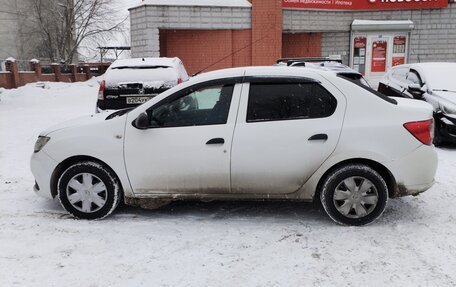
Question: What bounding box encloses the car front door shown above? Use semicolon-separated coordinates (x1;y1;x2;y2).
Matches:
124;78;242;195
230;76;346;195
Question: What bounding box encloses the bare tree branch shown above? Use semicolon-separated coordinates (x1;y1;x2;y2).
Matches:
23;0;127;63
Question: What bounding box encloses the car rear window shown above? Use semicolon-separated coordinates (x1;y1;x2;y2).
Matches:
111;65;171;70
247;82;337;122
337;75;398;105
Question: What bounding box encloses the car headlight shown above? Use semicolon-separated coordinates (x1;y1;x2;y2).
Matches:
34;136;50;153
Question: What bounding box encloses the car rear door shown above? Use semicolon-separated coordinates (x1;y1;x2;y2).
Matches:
230;75;346;195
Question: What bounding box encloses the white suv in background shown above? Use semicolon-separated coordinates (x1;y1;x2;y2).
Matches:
97;57;189;112
31;66;437;226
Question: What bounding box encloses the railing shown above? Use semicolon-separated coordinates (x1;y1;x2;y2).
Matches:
0;59;111;89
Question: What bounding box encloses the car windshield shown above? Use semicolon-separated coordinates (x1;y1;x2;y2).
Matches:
105;66;178;89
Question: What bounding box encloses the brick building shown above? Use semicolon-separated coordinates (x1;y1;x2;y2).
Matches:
129;0;456;83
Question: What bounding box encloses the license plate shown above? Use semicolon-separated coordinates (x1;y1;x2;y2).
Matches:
126;97;153;104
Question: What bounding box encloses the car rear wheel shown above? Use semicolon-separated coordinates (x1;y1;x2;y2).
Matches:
57;161;122;220
320;164;388;226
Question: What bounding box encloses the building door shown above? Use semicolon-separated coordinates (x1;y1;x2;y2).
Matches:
367;36;390;86
351;33;409;88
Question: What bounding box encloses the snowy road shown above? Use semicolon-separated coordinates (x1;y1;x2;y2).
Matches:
1;81;456;286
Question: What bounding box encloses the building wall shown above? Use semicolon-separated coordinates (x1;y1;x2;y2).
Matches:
321;32;351;65
159;29;252;75
130;5;251;58
251;0;282;65
0;1;20;58
282;33;321;59
131;2;456;70
283;3;456;64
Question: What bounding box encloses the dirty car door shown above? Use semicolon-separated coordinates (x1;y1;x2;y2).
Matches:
124;78;242;195
231;76;346;195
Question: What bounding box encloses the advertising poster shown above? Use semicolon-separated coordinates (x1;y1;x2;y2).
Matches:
392;36;407;67
353;37;367;75
392;57;405;67
371;40;387;73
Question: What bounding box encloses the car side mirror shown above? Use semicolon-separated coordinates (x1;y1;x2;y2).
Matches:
407;83;425;99
134;112;150;130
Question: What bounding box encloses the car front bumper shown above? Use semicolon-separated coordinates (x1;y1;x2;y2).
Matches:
30;150;59;199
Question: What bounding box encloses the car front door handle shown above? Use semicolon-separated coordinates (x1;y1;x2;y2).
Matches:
308;134;328;141
206;138;225;145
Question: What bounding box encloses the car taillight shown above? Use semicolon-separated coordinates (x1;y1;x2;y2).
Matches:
404;119;434;146
177;78;183;84
98;80;106;100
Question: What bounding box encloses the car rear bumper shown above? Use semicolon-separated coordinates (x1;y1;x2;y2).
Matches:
389;144;438;197
97;96;156;111
30;151;59;199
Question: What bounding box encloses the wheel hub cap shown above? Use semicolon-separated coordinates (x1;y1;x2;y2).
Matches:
333;176;379;219
66;173;107;213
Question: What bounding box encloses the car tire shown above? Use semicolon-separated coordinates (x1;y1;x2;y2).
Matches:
320;164;388;226
57;161;122;220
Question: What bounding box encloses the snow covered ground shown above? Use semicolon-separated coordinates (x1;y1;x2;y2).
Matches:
1;80;456;286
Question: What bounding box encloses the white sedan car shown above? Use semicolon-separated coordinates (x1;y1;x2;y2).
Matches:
31;67;438;225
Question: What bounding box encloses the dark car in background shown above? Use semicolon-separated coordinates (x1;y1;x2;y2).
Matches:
378;63;456;145
97;57;189;112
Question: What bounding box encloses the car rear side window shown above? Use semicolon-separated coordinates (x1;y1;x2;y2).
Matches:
247;83;337;122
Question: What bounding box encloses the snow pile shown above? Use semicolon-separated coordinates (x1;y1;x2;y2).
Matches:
1;80;456;285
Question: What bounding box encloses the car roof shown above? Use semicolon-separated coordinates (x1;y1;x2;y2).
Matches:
392;62;456;71
306;62;361;75
186;66;332;85
110;57;181;69
277;60;362;76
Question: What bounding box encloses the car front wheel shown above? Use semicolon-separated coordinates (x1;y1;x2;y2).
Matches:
320;164;388;226
57;161;122;220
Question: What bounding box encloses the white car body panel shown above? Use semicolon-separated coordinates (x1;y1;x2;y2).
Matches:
123;84;243;195
230;72;347;195
31;66;438;203
33;115;133;198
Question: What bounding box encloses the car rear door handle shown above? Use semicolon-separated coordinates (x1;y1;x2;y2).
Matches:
206;138;225;145
308;134;328;141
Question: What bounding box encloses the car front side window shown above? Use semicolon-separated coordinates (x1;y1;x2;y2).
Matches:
391;67;408;83
149;84;234;128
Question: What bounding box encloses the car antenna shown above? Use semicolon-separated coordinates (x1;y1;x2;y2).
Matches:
192;35;269;77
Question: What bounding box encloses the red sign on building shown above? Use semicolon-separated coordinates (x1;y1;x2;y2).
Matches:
371;40;388;73
282;0;448;10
